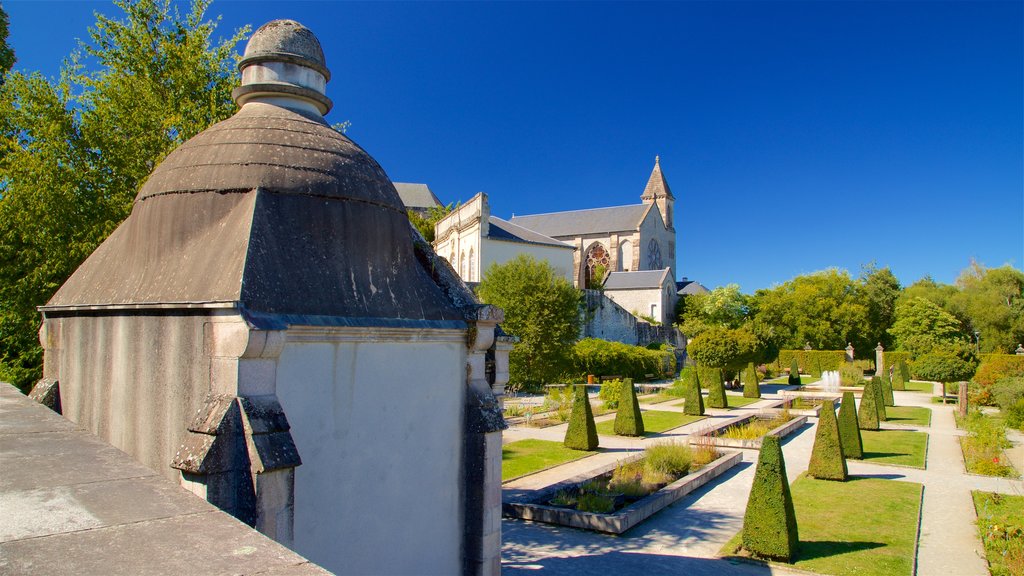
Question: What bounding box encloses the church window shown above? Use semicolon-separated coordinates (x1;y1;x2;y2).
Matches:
619;240;633;271
468;248;475;281
647;239;663;270
460;251;466;278
584;243;610;289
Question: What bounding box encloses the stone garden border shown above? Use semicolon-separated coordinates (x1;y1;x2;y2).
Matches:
687;413;808;450
502;450;742;534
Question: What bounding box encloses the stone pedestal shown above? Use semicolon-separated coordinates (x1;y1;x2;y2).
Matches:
875;343;885;376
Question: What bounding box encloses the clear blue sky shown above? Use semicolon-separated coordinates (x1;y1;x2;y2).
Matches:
6;0;1023;292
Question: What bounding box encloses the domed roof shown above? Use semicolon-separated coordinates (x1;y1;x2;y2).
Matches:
239;19;329;80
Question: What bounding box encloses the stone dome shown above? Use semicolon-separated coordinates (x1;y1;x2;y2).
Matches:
239;19;329;80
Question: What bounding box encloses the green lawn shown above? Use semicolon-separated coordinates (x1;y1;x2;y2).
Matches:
722;476;922;575
902;380;934;393
638;392;685;405
722;393;764;408
972;491;1024;576
884;406;932;427
595;410;704;436
860;429;928;468
501;439;595;482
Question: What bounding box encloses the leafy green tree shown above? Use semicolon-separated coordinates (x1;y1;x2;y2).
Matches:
837;392;863;459
951;262;1024;353
0;4;14;79
888;297;967;357
913;345;980;403
856;264;901;351
750;269;867;351
742;435;799;562
0;0;248;392
477;254;582;392
407;203;454;242
564;384;598;450
807;400;847;481
678;283;748;337
613;378;644;436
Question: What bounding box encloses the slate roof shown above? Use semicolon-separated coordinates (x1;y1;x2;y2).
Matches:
508;204;649;238
603;268;672;290
677;280;710;295
393;182;442;210
641;156;674;200
488;217;574;248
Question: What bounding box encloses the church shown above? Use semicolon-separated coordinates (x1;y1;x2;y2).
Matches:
426;157;685;326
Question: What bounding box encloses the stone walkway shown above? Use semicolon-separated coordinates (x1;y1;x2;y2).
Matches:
501;383;1024;575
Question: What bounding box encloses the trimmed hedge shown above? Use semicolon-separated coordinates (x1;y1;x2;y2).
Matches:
788;357;801;386
702;366;728;409
837;391;863;459
564;385;599;450
891;361;907;391
871;376;887;421
883;351;913;370
682;367;705;416
572;338;676;382
743;363;761;399
614;378;645;436
880;373;895;406
808;400;847;481
858;379;880;430
776;350;846;375
742;435;799;562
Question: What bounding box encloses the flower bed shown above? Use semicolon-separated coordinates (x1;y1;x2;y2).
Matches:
688;412;807;449
503;446;741;534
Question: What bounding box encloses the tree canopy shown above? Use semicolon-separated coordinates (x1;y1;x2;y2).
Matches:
912;345;979;384
677;283;748;338
476;254;581;392
0;4;14;79
888;297;966;357
0;0;248;391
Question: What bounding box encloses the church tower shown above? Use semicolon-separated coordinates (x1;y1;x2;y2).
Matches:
640;156;676;278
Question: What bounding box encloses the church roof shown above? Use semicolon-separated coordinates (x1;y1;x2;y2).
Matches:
393;182;442;211
488;217;573;248
677;279;710;295
508;204;649;238
640;156;674;200
603;268;672;290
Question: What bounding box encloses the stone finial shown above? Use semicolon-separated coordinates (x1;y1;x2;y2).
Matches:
804;342;812;351
1016;344;1024;355
232;19;333;115
875;342;885;351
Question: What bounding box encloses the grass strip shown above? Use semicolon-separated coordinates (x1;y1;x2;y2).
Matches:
701;393;762;408
972;491;1024;576
902;380;934;393
860;429;928;468
722;475;922;575
501;439;595;482
595;410;704;436
884;406;932;427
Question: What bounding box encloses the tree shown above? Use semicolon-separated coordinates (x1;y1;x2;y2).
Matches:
0;0;248;392
564;384;598;450
888;297;967;357
856;264;901;351
743;363;761;399
477;254;582;392
408;203;455;243
682;367;704;416
742;435;799;562
0;4;14;79
837;392;863;459
807;400;847;481
686;324;759;382
913;345;980;404
951;262;1024;353
678;283;748;337
613;378;644;436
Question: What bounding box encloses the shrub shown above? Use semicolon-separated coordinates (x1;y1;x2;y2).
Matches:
614;378;645;436
573;338;675;381
777;350;845;374
643;442;693;484
599;379;623;409
564;385;599;450
871;376;888;421
916;345;980;401
885;351;913;371
743;363;761;399
839;363;864;387
891;361;907;391
703;367;728;409
807;400;847;481
788;357;801;386
858;379;880;430
837;391;863;459
742;435;799;562
900;359;912;384
992;377;1024;431
973;355;1024;407
576;491;615;513
682;367;705;416
961;410;1018;477
880;373;895;406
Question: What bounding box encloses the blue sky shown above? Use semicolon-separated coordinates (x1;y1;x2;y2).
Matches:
6;1;1022;292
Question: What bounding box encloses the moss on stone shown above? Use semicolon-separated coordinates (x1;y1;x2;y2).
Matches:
703;367;729;409
683;367;705;416
807;400;847;481
613;378;645;436
742;435;799;562
838;391;864;459
743;363;761;399
858;379;880;430
564;385;599;450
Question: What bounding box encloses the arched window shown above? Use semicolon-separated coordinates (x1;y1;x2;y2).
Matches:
647;239;663;270
468;248;476;281
619;240;633;271
584;243;610;289
460;251;467;278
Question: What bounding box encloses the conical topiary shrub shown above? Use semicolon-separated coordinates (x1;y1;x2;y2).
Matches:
871;376;887;421
743;363;761;399
858;379;880;430
900;360;911;387
742;435;799;562
880;373;895;406
891;363;906;391
788;357;801;386
614;378;645;436
807;400;847;481
837;391;863;459
683;367;705;416
564;384;599;450
705;367;729;409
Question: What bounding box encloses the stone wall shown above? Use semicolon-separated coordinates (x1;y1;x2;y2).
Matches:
581;290;683;349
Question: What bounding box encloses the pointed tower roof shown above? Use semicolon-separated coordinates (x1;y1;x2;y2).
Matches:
640;156;674;200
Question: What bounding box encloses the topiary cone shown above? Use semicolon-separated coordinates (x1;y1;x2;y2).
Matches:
899;360;911;387
837;391;863;459
880;373;895;406
614;378;645;436
807;400;847;481
858;379;880;430
871;376;887;421
705;367;729;409
743;363;761;399
742;435;799;562
683;368;705;416
891;364;906;391
788;357;801;386
564;384;599;450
